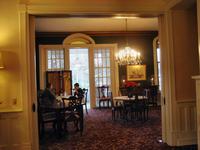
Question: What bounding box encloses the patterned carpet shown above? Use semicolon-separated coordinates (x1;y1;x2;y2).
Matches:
40;107;197;150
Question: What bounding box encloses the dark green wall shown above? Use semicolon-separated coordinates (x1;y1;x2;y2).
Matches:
91;34;158;87
36;32;158;89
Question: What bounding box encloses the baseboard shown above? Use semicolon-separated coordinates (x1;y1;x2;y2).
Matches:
176;137;197;146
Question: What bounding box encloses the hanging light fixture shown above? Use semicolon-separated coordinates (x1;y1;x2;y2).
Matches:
115;19;142;65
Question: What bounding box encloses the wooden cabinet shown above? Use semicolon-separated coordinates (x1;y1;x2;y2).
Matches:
46;70;72;96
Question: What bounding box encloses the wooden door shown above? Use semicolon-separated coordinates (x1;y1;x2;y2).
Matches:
46;70;72;96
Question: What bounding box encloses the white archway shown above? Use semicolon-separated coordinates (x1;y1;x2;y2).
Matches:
63;33;95;45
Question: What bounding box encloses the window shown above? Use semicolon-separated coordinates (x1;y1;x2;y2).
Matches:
153;37;162;91
156;44;161;91
47;49;64;70
94;48;111;87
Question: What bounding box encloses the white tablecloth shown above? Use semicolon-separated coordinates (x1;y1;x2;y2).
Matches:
113;96;146;106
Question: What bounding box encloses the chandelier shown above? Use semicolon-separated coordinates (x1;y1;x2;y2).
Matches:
115;47;142;65
115;19;142;65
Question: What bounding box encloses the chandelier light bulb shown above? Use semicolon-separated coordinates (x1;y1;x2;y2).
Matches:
115;19;142;65
115;47;142;65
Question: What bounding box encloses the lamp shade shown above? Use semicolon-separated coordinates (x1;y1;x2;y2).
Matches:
0;52;4;69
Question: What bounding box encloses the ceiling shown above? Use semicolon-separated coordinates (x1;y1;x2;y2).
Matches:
35;17;158;32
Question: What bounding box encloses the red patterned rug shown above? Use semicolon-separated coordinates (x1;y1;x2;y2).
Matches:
39;107;196;150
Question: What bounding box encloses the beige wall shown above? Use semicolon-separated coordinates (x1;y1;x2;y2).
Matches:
172;8;199;101
0;0;32;149
20;0;167;12
0;0;199;149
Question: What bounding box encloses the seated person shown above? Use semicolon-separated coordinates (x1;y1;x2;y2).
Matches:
74;83;84;99
41;83;56;105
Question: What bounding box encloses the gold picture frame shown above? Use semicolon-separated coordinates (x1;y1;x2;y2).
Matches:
127;65;146;81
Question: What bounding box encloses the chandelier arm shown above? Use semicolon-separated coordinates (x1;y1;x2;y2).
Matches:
115;19;142;66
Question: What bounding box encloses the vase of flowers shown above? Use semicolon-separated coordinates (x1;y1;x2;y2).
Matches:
124;81;138;98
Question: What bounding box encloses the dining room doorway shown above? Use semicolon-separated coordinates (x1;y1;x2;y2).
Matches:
69;47;90;108
25;12;171;149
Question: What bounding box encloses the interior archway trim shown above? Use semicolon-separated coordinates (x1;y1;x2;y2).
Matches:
63;33;95;45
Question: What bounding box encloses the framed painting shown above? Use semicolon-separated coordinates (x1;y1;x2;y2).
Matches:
127;65;146;81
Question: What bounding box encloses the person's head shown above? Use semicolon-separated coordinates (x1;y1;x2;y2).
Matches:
46;82;53;89
74;83;79;89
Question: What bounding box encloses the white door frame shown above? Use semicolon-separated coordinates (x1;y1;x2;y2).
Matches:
39;43;118;108
18;9;39;149
19;4;169;150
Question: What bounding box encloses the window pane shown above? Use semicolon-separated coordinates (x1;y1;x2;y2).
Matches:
99;68;103;77
56;60;60;68
48;60;51;69
107;78;111;85
98;58;102;67
158;63;161;77
94;58;98;67
99;79;103;86
106;49;110;57
98;52;102;58
95;78;99;86
52;51;56;59
56;51;60;58
95;69;99;77
48;51;51;59
60;51;64;58
102;58;106;67
158;77;162;91
47;49;64;70
107;69;110;77
106;58;110;67
102;50;106;57
103;78;107;85
61;60;64;68
52;59;56;68
103;68;107;76
157;48;160;62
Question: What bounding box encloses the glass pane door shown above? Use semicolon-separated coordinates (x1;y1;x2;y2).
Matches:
69;48;90;107
94;47;111;106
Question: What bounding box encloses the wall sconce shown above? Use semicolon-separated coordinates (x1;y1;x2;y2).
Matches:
0;52;4;69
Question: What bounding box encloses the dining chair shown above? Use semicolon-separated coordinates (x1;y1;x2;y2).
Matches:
110;92;123;120
37;90;57;137
82;88;88;114
134;98;148;121
63;97;83;135
145;86;158;107
97;85;111;109
131;87;149;121
123;100;136;121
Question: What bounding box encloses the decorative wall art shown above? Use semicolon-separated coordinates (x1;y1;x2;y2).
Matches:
127;65;146;81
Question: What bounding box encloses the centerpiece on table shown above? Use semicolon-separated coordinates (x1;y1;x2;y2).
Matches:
123;81;138;98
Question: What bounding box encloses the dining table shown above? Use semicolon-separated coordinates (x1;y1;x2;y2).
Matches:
113;95;147;106
113;95;148;121
40;95;84;138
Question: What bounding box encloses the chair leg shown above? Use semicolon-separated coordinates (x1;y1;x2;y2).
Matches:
85;104;88;114
99;101;101;109
41;122;45;136
53;121;57;133
112;110;114;120
74;120;79;132
64;122;68;133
